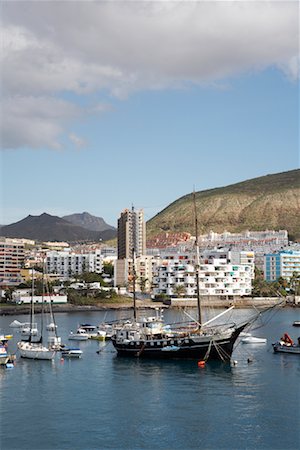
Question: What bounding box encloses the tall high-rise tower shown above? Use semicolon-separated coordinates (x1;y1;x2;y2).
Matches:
117;207;146;259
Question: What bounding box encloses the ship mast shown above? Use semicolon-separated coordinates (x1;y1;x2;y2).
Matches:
193;190;202;327
131;205;137;321
132;247;137;321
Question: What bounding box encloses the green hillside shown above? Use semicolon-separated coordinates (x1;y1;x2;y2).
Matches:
146;169;300;240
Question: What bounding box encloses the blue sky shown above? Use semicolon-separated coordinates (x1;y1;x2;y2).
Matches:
1;1;299;227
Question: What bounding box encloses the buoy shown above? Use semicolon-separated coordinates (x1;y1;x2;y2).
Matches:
60;357;64;363
197;360;206;367
247;358;253;363
232;360;238;366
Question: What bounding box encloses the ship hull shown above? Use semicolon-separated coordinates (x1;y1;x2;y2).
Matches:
112;324;246;361
17;342;55;360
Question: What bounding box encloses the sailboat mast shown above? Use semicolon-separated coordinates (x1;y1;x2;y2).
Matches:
132;247;137;321
29;269;34;342
131;204;137;321
193;190;202;327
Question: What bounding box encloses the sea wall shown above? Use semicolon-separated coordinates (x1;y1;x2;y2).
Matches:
169;296;285;308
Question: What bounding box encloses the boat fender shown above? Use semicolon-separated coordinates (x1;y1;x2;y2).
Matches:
197;360;206;368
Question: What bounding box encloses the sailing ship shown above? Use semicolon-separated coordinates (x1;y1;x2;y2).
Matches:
111;194;264;361
17;268;55;360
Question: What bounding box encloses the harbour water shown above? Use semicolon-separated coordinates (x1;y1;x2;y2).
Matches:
1;307;299;449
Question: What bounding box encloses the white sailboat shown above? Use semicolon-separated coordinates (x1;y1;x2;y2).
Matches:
17;270;55;360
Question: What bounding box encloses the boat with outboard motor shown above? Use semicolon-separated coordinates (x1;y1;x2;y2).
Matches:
272;333;300;354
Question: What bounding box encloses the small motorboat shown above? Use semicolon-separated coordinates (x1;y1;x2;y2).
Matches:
272;333;300;354
61;348;83;358
273;342;300;354
241;336;267;344
292;321;300;327
68;328;89;341
90;330;107;341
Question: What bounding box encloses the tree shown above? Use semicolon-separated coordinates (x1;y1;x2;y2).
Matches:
103;262;114;277
173;284;186;297
289;272;300;296
139;277;148;294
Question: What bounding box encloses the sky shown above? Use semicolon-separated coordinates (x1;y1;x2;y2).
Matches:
1;0;299;228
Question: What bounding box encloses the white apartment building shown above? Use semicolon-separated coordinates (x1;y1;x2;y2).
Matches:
114;255;154;292
46;250;103;279
152;250;254;298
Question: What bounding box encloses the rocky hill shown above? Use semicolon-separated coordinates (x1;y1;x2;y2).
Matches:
146;169;300;240
63;212;115;232
0;213;117;242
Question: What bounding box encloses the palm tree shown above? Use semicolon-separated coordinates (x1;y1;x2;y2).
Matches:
173;284;186;298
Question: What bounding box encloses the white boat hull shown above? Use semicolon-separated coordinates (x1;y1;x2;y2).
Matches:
68;334;89;341
17;342;55;360
241;336;267;344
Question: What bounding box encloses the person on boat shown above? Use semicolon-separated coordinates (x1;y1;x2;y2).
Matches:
280;333;294;346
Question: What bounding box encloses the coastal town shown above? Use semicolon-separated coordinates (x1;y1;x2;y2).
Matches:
1;207;300;312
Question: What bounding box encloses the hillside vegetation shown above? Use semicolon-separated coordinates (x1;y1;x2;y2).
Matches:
146;169;300;240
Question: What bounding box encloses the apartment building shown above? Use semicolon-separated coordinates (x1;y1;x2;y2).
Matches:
114;255;154;292
0;238;25;287
152;250;254;298
46;249;103;279
264;250;300;281
117;207;146;259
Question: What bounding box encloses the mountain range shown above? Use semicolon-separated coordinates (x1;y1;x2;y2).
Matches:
147;169;300;241
1;169;299;243
0;212;117;243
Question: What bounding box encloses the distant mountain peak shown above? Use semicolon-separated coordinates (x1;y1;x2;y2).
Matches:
63;212;115;233
0;212;117;243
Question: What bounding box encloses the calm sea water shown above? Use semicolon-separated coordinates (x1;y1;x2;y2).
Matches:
1;307;300;450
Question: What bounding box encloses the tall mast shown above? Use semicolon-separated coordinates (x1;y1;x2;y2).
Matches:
193;190;202;327
131;205;137;321
132;247;137;321
29;269;34;342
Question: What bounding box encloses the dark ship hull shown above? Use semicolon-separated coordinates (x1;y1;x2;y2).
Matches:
112;323;247;361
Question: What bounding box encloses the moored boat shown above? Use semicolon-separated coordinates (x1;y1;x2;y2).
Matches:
17;341;55;360
17;264;56;360
272;333;300;355
68;328;89;340
272;341;300;354
241;336;267;344
61;348;83;358
292;321;300;327
111;197;263;362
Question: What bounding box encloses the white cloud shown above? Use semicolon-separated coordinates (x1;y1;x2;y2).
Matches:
68;133;86;149
1;1;299;150
1;96;81;150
